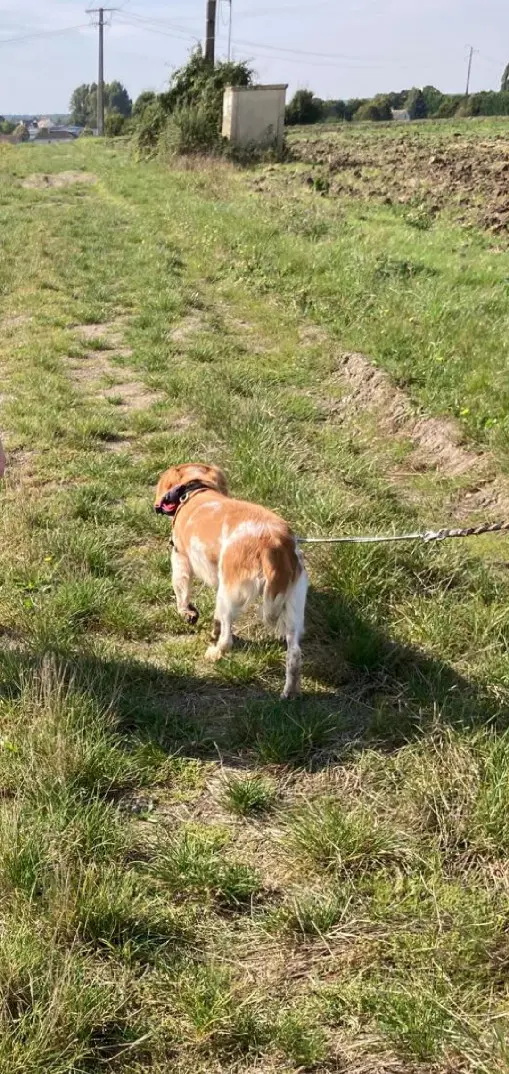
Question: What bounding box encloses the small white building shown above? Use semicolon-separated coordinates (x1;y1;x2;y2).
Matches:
222;84;287;151
392;109;411;122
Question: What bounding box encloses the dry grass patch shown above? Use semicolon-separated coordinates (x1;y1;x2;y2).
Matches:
22;171;97;190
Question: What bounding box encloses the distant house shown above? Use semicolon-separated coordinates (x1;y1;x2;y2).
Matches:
392;109;411;122
33;127;78;144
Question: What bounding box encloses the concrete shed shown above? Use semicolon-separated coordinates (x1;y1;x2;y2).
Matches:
222;84;287;151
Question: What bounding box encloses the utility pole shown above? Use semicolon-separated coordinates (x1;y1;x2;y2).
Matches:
205;0;217;64
227;0;232;62
465;44;476;97
86;7;116;134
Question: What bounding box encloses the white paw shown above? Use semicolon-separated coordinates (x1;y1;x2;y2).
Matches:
281;685;301;700
205;645;222;662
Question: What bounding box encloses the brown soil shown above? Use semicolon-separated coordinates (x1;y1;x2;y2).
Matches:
336;351;484;477
98;380;163;410
325;350;509;514
290;129;509;234
22;171;97;190
170;312;205;342
74;322;132;358
67;322;161;411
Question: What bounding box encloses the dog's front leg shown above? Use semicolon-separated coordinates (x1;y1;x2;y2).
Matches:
171;547;199;624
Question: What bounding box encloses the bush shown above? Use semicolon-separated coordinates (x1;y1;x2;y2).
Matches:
0;120;15;135
12;123;29;142
435;94;463;118
285;89;323;125
463;90;509;116
79;127;94;138
132;47;253;158
160;103;222;156
105;110;126;137
132;91;156;119
355;100;391;122
131;99;169;156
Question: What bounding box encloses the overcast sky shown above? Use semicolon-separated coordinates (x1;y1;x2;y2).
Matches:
0;0;507;115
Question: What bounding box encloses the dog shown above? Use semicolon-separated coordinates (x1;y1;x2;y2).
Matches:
154;462;308;698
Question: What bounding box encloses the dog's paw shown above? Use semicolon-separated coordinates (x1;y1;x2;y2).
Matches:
183;604;199;625
205;645;222;662
281;686;301;700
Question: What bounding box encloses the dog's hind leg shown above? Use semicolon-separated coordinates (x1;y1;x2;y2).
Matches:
205;582;243;661
171;547;199;625
281;569;308;699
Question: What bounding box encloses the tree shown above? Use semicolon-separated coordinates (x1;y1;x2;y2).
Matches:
285;89;323;125
405;87;427;120
387;89;409;109
133;91;156;119
422;85;443;116
0;119;15;135
106;80;132;117
502;63;509;92
322;99;346;121
372;94;393;120
70;83;92;125
70;80;131;126
344;98;366;121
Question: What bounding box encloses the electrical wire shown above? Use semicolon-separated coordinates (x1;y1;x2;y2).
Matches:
0;23;89;47
122;8;414;67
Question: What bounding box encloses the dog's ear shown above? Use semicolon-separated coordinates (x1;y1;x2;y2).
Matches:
177;463;228;496
199;464;228;496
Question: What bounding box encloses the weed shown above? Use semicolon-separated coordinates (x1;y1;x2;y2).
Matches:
222;773;277;816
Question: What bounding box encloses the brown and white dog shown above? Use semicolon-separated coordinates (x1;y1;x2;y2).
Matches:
154;463;308;698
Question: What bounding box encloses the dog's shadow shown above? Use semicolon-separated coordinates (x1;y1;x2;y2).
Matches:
0;578;505;771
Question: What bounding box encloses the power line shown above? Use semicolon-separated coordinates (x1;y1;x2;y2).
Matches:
115;15;199;44
0;24;89;47
118;10;201;36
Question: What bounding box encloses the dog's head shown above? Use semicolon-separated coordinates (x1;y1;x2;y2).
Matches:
154;462;228;515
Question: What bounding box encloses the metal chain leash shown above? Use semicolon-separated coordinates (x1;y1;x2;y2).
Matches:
296;520;509;546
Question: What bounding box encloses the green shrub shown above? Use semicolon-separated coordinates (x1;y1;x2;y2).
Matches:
131;47;253;158
160;103;222;156
355;100;391;122
105;110;126;137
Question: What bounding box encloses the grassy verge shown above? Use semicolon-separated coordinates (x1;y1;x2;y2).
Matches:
0;135;509;1072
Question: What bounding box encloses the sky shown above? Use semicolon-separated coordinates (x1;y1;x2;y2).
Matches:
0;0;507;115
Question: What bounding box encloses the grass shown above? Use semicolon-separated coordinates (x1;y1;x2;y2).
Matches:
0;125;509;1070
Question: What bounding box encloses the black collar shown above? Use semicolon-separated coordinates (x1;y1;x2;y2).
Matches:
155;480;213;518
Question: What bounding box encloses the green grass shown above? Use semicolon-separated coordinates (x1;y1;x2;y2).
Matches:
0;127;509;1070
